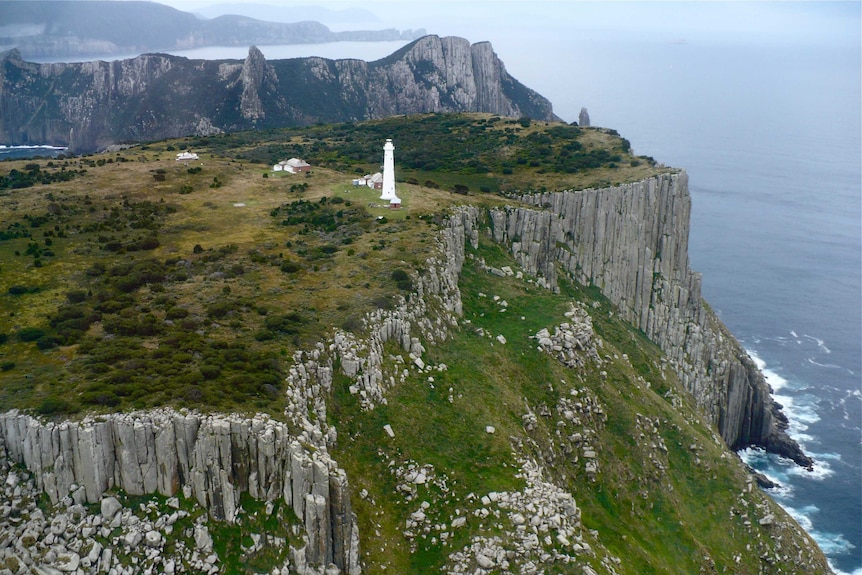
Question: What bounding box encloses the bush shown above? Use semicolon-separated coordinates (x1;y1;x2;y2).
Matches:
342;315;363;333
207;301;239;319
36;335;61;350
280;261;301;273
18;327;46;342
166;307;190;320
264;312;305;334
66;290;88;303
254;330;276;341
37;397;77;415
81;389;120;407
8;285;38;296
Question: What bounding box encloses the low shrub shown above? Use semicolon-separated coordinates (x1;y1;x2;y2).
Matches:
37;397;77;415
18;327;45;342
280;261;301;273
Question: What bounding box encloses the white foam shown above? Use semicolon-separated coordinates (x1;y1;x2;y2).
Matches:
804;334;832;354
0;144;67;150
830;564;862;575
738;448;795;498
807;357;845;369
788;450;837;481
774;501;858;572
748;349;790;392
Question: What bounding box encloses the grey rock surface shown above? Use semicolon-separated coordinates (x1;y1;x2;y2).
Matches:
0;410;360;574
578;107;590;127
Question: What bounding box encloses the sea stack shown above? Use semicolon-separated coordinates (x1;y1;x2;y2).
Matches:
380;139;396;201
579;107;590;127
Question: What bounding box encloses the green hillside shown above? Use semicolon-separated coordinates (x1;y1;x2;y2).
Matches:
0;114;829;574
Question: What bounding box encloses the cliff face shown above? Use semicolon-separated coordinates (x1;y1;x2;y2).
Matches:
487;173;808;466
0;410;359;574
0;37;558;153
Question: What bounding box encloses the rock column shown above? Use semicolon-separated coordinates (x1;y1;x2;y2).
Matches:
0;409;360;574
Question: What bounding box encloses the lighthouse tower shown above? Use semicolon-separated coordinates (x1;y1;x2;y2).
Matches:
380;139;396;201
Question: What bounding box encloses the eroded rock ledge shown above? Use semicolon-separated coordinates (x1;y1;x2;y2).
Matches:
0;410;360;574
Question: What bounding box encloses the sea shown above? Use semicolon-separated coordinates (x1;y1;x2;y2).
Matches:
0;145;67;161
5;4;860;572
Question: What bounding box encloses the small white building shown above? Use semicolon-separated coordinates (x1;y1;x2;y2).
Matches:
273;158;311;173
389;193;402;209
367;172;383;190
176;151;199;161
353;172;384;189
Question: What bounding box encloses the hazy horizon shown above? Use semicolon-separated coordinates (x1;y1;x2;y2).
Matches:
147;1;861;126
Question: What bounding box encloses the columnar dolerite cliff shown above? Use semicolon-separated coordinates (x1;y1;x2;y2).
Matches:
0;37;558;153
488;172;809;466
0;410;360;574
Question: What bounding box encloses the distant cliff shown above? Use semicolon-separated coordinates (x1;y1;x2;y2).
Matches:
0;0;424;60
0;37;559;153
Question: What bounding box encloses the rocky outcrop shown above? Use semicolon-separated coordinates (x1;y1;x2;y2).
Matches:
578;108;590;127
239;46;278;121
487;172;810;467
0;37;558;153
0;410;360;574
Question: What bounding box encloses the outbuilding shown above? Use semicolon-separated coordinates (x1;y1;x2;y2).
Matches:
273;158;311;173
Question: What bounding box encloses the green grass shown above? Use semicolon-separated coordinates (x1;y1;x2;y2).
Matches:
329;228;826;574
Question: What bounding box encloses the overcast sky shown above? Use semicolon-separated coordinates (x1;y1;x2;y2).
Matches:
154;1;860;46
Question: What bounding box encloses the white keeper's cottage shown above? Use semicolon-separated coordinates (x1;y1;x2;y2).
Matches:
273;158;311;173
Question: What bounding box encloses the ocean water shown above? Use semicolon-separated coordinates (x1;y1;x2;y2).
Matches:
503;27;862;575
0;145;67;161
25;41;411;64
5;4;860;571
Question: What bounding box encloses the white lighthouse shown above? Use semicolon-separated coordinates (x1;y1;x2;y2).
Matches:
380;138;396;201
